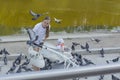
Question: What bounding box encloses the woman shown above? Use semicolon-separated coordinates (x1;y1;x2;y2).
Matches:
29;16;51;71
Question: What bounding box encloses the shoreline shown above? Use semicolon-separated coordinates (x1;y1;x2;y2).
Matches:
0;31;120;43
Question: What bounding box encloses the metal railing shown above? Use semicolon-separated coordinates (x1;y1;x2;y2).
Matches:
1;63;120;80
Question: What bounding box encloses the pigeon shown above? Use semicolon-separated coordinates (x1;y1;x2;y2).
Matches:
80;45;86;49
3;48;10;55
21;56;30;66
85;42;91;53
29;10;42;20
71;42;80;51
111;74;120;80
99;75;104;80
21;66;32;72
106;60;109;64
91;38;101;43
71;44;75;51
111;57;120;62
75;54;83;66
107;57;120;64
54;17;62;23
26;28;39;46
16;65;22;73
80;43;91;53
16;55;32;73
14;54;22;65
3;54;7;65
0;50;3;55
83;58;95;65
78;54;82;59
72;42;80;46
6;63;17;74
41;58;52;70
100;48;105;57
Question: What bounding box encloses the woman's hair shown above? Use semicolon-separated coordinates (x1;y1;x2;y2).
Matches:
45;26;50;38
44;16;51;38
44;16;51;20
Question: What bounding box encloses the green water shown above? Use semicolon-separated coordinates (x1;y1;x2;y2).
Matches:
0;0;120;35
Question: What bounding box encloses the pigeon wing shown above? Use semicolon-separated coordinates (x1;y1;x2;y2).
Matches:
29;10;37;16
26;28;36;41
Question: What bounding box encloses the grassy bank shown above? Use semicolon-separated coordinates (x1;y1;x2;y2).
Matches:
0;0;120;35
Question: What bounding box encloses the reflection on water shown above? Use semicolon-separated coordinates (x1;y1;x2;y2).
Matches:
0;0;120;35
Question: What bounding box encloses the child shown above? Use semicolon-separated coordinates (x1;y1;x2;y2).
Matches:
56;38;65;52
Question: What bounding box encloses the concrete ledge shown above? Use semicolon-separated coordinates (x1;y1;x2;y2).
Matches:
74;47;120;55
0;33;115;43
0;47;120;61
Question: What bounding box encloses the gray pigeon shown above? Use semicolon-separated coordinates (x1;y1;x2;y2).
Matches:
72;42;80;46
16;65;22;73
3;54;7;65
3;48;10;55
0;50;3;55
91;38;101;43
83;58;95;65
26;28;38;46
71;45;75;51
106;60;109;64
71;42;80;51
85;42;91;53
80;45;86;49
99;75;104;80
111;74;120;80
100;48;105;57
6;63;17;74
29;10;42;20
111;57;120;62
14;54;22;65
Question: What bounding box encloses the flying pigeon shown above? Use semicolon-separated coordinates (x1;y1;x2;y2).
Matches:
54;17;62;23
29;10;42;20
26;28;39;47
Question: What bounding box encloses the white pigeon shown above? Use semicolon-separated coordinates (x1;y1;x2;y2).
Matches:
54;17;62;23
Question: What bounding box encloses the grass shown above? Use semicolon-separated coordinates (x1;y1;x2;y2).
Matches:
0;0;120;35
